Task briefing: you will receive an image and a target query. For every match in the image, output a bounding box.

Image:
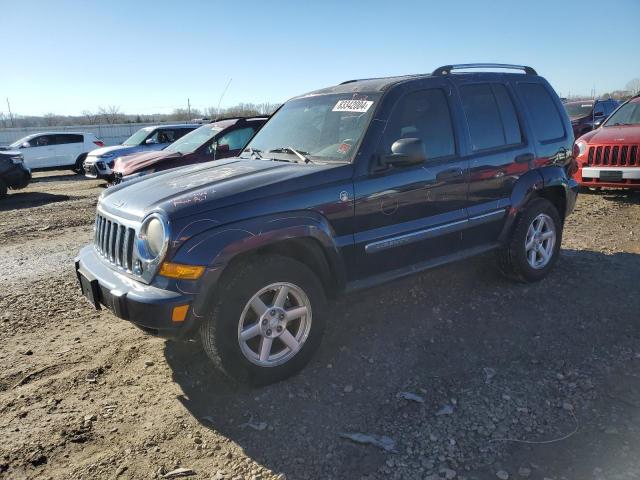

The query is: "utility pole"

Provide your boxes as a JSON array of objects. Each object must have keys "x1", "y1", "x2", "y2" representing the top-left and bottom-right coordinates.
[
  {"x1": 187, "y1": 98, "x2": 191, "y2": 120},
  {"x1": 6, "y1": 98, "x2": 15, "y2": 127}
]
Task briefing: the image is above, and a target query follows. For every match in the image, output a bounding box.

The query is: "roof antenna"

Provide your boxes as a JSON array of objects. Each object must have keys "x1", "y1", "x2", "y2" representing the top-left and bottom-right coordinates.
[{"x1": 214, "y1": 78, "x2": 232, "y2": 121}]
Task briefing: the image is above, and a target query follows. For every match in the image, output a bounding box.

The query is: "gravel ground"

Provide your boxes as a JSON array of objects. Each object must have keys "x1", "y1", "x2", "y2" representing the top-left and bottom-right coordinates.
[{"x1": 1, "y1": 172, "x2": 639, "y2": 480}]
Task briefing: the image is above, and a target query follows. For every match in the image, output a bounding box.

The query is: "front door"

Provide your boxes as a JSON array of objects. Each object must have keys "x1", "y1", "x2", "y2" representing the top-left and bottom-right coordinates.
[{"x1": 351, "y1": 85, "x2": 468, "y2": 281}]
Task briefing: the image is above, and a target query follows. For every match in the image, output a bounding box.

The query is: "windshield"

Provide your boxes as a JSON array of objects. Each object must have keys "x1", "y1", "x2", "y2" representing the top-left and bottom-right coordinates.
[
  {"x1": 564, "y1": 102, "x2": 593, "y2": 117},
  {"x1": 122, "y1": 127, "x2": 153, "y2": 146},
  {"x1": 603, "y1": 101, "x2": 640, "y2": 126},
  {"x1": 243, "y1": 92, "x2": 381, "y2": 163},
  {"x1": 9, "y1": 135, "x2": 31, "y2": 148},
  {"x1": 164, "y1": 125, "x2": 222, "y2": 154}
]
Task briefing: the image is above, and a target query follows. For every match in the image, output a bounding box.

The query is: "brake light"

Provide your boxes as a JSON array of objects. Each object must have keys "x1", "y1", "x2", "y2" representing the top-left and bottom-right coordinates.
[{"x1": 94, "y1": 140, "x2": 105, "y2": 147}]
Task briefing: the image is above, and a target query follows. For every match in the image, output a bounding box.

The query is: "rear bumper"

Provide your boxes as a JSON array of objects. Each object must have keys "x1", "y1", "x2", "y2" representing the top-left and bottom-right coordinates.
[
  {"x1": 75, "y1": 246, "x2": 195, "y2": 338},
  {"x1": 575, "y1": 166, "x2": 640, "y2": 189}
]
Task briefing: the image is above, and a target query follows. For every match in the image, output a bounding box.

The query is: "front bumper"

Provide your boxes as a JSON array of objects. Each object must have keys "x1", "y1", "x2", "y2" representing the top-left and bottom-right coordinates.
[
  {"x1": 75, "y1": 245, "x2": 194, "y2": 338},
  {"x1": 575, "y1": 166, "x2": 640, "y2": 189},
  {"x1": 84, "y1": 157, "x2": 114, "y2": 181},
  {"x1": 3, "y1": 164, "x2": 31, "y2": 190}
]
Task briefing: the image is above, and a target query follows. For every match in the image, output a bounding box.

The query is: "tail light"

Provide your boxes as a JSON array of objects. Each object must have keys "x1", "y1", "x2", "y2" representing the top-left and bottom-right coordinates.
[{"x1": 94, "y1": 140, "x2": 105, "y2": 147}]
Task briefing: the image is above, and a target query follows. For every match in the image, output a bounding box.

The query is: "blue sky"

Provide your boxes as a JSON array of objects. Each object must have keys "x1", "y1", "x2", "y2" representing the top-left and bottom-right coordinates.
[{"x1": 1, "y1": 0, "x2": 639, "y2": 116}]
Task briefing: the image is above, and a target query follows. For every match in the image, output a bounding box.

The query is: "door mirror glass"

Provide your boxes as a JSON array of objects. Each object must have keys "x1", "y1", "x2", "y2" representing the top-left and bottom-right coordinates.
[{"x1": 383, "y1": 138, "x2": 427, "y2": 167}]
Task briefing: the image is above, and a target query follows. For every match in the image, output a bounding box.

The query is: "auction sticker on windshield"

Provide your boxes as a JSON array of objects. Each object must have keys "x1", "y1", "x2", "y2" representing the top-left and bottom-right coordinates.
[{"x1": 333, "y1": 99, "x2": 374, "y2": 113}]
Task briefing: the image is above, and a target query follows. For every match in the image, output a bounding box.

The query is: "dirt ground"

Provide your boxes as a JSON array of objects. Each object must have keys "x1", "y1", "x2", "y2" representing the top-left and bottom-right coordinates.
[{"x1": 1, "y1": 171, "x2": 639, "y2": 480}]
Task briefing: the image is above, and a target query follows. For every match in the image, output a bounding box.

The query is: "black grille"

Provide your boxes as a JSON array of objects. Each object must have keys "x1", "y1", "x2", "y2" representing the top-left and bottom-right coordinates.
[
  {"x1": 587, "y1": 144, "x2": 640, "y2": 166},
  {"x1": 94, "y1": 213, "x2": 135, "y2": 271}
]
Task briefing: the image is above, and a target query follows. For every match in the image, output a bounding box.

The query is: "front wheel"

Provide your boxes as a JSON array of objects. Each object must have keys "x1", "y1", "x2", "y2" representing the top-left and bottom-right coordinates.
[
  {"x1": 497, "y1": 198, "x2": 562, "y2": 282},
  {"x1": 72, "y1": 154, "x2": 87, "y2": 174},
  {"x1": 200, "y1": 255, "x2": 326, "y2": 385}
]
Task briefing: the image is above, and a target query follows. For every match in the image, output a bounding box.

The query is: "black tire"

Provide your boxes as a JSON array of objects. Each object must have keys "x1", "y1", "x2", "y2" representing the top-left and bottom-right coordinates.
[
  {"x1": 0, "y1": 179, "x2": 7, "y2": 199},
  {"x1": 200, "y1": 255, "x2": 326, "y2": 385},
  {"x1": 497, "y1": 198, "x2": 562, "y2": 282},
  {"x1": 73, "y1": 154, "x2": 87, "y2": 174}
]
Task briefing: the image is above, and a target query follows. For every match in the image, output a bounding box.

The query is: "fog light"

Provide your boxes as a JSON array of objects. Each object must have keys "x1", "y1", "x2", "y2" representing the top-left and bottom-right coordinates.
[
  {"x1": 159, "y1": 262, "x2": 205, "y2": 280},
  {"x1": 172, "y1": 304, "x2": 189, "y2": 322}
]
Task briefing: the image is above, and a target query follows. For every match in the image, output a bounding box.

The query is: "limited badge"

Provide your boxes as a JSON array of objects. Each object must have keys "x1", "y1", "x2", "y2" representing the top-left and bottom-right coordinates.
[{"x1": 333, "y1": 99, "x2": 373, "y2": 113}]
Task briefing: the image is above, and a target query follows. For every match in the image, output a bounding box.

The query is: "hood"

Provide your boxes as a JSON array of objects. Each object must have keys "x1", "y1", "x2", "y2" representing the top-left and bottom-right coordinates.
[
  {"x1": 579, "y1": 125, "x2": 640, "y2": 144},
  {"x1": 99, "y1": 157, "x2": 342, "y2": 220},
  {"x1": 0, "y1": 149, "x2": 21, "y2": 157},
  {"x1": 89, "y1": 144, "x2": 137, "y2": 158},
  {"x1": 113, "y1": 150, "x2": 178, "y2": 175}
]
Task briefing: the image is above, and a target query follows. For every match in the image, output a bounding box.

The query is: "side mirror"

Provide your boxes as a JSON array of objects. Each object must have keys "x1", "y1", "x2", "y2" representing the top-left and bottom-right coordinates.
[
  {"x1": 21, "y1": 142, "x2": 30, "y2": 148},
  {"x1": 145, "y1": 138, "x2": 158, "y2": 145},
  {"x1": 594, "y1": 111, "x2": 605, "y2": 117},
  {"x1": 216, "y1": 143, "x2": 230, "y2": 153},
  {"x1": 382, "y1": 138, "x2": 427, "y2": 168}
]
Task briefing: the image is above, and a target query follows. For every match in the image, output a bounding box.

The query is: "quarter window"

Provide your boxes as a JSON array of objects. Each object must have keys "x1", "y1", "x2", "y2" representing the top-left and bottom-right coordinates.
[
  {"x1": 460, "y1": 83, "x2": 523, "y2": 151},
  {"x1": 381, "y1": 89, "x2": 456, "y2": 160},
  {"x1": 517, "y1": 83, "x2": 565, "y2": 142}
]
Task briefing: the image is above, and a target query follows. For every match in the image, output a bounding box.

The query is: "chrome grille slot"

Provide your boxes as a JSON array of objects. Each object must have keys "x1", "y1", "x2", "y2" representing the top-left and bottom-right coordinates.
[{"x1": 94, "y1": 212, "x2": 137, "y2": 273}]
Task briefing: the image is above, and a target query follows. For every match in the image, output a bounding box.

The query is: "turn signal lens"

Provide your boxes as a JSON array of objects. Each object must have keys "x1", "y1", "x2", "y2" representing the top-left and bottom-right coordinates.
[
  {"x1": 172, "y1": 305, "x2": 189, "y2": 322},
  {"x1": 159, "y1": 262, "x2": 205, "y2": 280}
]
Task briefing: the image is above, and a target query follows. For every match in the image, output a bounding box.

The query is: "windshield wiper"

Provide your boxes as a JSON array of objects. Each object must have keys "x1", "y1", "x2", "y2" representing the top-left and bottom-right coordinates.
[
  {"x1": 268, "y1": 146, "x2": 314, "y2": 164},
  {"x1": 241, "y1": 147, "x2": 263, "y2": 159}
]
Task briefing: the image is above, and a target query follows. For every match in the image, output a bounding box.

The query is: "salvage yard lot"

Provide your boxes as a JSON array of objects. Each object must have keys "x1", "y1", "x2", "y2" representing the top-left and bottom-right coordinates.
[{"x1": 1, "y1": 172, "x2": 639, "y2": 480}]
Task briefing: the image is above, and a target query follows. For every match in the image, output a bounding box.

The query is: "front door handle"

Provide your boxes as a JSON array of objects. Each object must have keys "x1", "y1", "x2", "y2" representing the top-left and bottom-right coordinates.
[
  {"x1": 515, "y1": 153, "x2": 534, "y2": 164},
  {"x1": 437, "y1": 168, "x2": 464, "y2": 181}
]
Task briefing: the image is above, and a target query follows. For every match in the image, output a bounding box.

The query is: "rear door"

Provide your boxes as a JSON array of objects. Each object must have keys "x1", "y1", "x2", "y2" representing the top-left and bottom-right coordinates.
[
  {"x1": 454, "y1": 80, "x2": 532, "y2": 248},
  {"x1": 351, "y1": 81, "x2": 469, "y2": 281},
  {"x1": 53, "y1": 134, "x2": 84, "y2": 166}
]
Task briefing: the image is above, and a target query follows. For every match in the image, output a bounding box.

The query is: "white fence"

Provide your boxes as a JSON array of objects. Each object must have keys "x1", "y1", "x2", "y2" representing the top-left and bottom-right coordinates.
[{"x1": 0, "y1": 122, "x2": 197, "y2": 147}]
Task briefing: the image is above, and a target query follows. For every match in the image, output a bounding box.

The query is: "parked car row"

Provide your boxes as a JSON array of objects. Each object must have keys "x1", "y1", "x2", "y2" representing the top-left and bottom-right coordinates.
[{"x1": 75, "y1": 63, "x2": 580, "y2": 384}]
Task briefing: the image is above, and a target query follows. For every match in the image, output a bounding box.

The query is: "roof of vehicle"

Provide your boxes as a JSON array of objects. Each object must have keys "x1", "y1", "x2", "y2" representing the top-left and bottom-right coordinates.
[
  {"x1": 19, "y1": 131, "x2": 96, "y2": 138},
  {"x1": 298, "y1": 64, "x2": 541, "y2": 98},
  {"x1": 207, "y1": 116, "x2": 269, "y2": 129},
  {"x1": 145, "y1": 124, "x2": 200, "y2": 129}
]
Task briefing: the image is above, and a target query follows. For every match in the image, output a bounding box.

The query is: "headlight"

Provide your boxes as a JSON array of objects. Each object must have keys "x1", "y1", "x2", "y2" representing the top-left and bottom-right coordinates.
[
  {"x1": 575, "y1": 141, "x2": 587, "y2": 157},
  {"x1": 10, "y1": 155, "x2": 23, "y2": 164},
  {"x1": 138, "y1": 213, "x2": 169, "y2": 261}
]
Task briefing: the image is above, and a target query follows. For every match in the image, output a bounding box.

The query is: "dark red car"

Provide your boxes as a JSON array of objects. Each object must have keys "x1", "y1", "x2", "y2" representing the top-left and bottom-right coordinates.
[
  {"x1": 564, "y1": 99, "x2": 619, "y2": 139},
  {"x1": 573, "y1": 95, "x2": 640, "y2": 189},
  {"x1": 112, "y1": 116, "x2": 268, "y2": 183}
]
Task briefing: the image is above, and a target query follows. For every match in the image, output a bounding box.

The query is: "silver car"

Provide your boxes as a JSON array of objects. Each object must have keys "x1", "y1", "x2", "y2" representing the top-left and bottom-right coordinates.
[{"x1": 84, "y1": 124, "x2": 198, "y2": 181}]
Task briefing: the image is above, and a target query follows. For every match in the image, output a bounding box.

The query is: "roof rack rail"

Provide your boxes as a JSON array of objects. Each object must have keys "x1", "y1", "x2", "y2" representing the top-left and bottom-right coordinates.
[
  {"x1": 432, "y1": 63, "x2": 537, "y2": 76},
  {"x1": 210, "y1": 115, "x2": 270, "y2": 123}
]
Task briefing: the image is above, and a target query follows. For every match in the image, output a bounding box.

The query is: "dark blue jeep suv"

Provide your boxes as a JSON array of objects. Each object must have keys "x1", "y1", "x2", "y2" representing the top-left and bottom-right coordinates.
[{"x1": 76, "y1": 64, "x2": 578, "y2": 384}]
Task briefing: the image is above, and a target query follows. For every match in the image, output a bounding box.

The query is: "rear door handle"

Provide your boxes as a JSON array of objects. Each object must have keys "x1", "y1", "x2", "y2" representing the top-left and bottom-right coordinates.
[
  {"x1": 437, "y1": 168, "x2": 464, "y2": 181},
  {"x1": 515, "y1": 153, "x2": 534, "y2": 164}
]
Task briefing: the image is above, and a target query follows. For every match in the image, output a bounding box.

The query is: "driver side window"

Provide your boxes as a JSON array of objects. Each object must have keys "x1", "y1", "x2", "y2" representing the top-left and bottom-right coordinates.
[
  {"x1": 381, "y1": 89, "x2": 456, "y2": 161},
  {"x1": 215, "y1": 127, "x2": 256, "y2": 152}
]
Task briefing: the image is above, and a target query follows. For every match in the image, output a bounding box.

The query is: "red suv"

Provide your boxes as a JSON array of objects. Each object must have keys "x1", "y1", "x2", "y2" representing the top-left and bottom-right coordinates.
[{"x1": 573, "y1": 95, "x2": 640, "y2": 190}]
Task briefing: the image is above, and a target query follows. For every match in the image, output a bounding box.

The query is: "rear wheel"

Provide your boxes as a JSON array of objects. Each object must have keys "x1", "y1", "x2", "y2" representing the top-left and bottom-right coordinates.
[
  {"x1": 200, "y1": 255, "x2": 326, "y2": 385},
  {"x1": 497, "y1": 198, "x2": 562, "y2": 282},
  {"x1": 72, "y1": 154, "x2": 87, "y2": 174}
]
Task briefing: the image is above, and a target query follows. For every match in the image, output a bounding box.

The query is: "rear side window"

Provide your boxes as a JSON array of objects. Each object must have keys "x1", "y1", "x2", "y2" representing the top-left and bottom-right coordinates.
[
  {"x1": 381, "y1": 88, "x2": 456, "y2": 160},
  {"x1": 460, "y1": 83, "x2": 523, "y2": 151},
  {"x1": 517, "y1": 83, "x2": 565, "y2": 142},
  {"x1": 55, "y1": 134, "x2": 83, "y2": 144}
]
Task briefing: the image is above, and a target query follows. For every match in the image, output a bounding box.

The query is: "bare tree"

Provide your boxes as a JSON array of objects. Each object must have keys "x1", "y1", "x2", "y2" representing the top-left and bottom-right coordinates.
[
  {"x1": 82, "y1": 110, "x2": 100, "y2": 125},
  {"x1": 43, "y1": 113, "x2": 59, "y2": 126},
  {"x1": 625, "y1": 78, "x2": 640, "y2": 96},
  {"x1": 98, "y1": 105, "x2": 124, "y2": 124}
]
